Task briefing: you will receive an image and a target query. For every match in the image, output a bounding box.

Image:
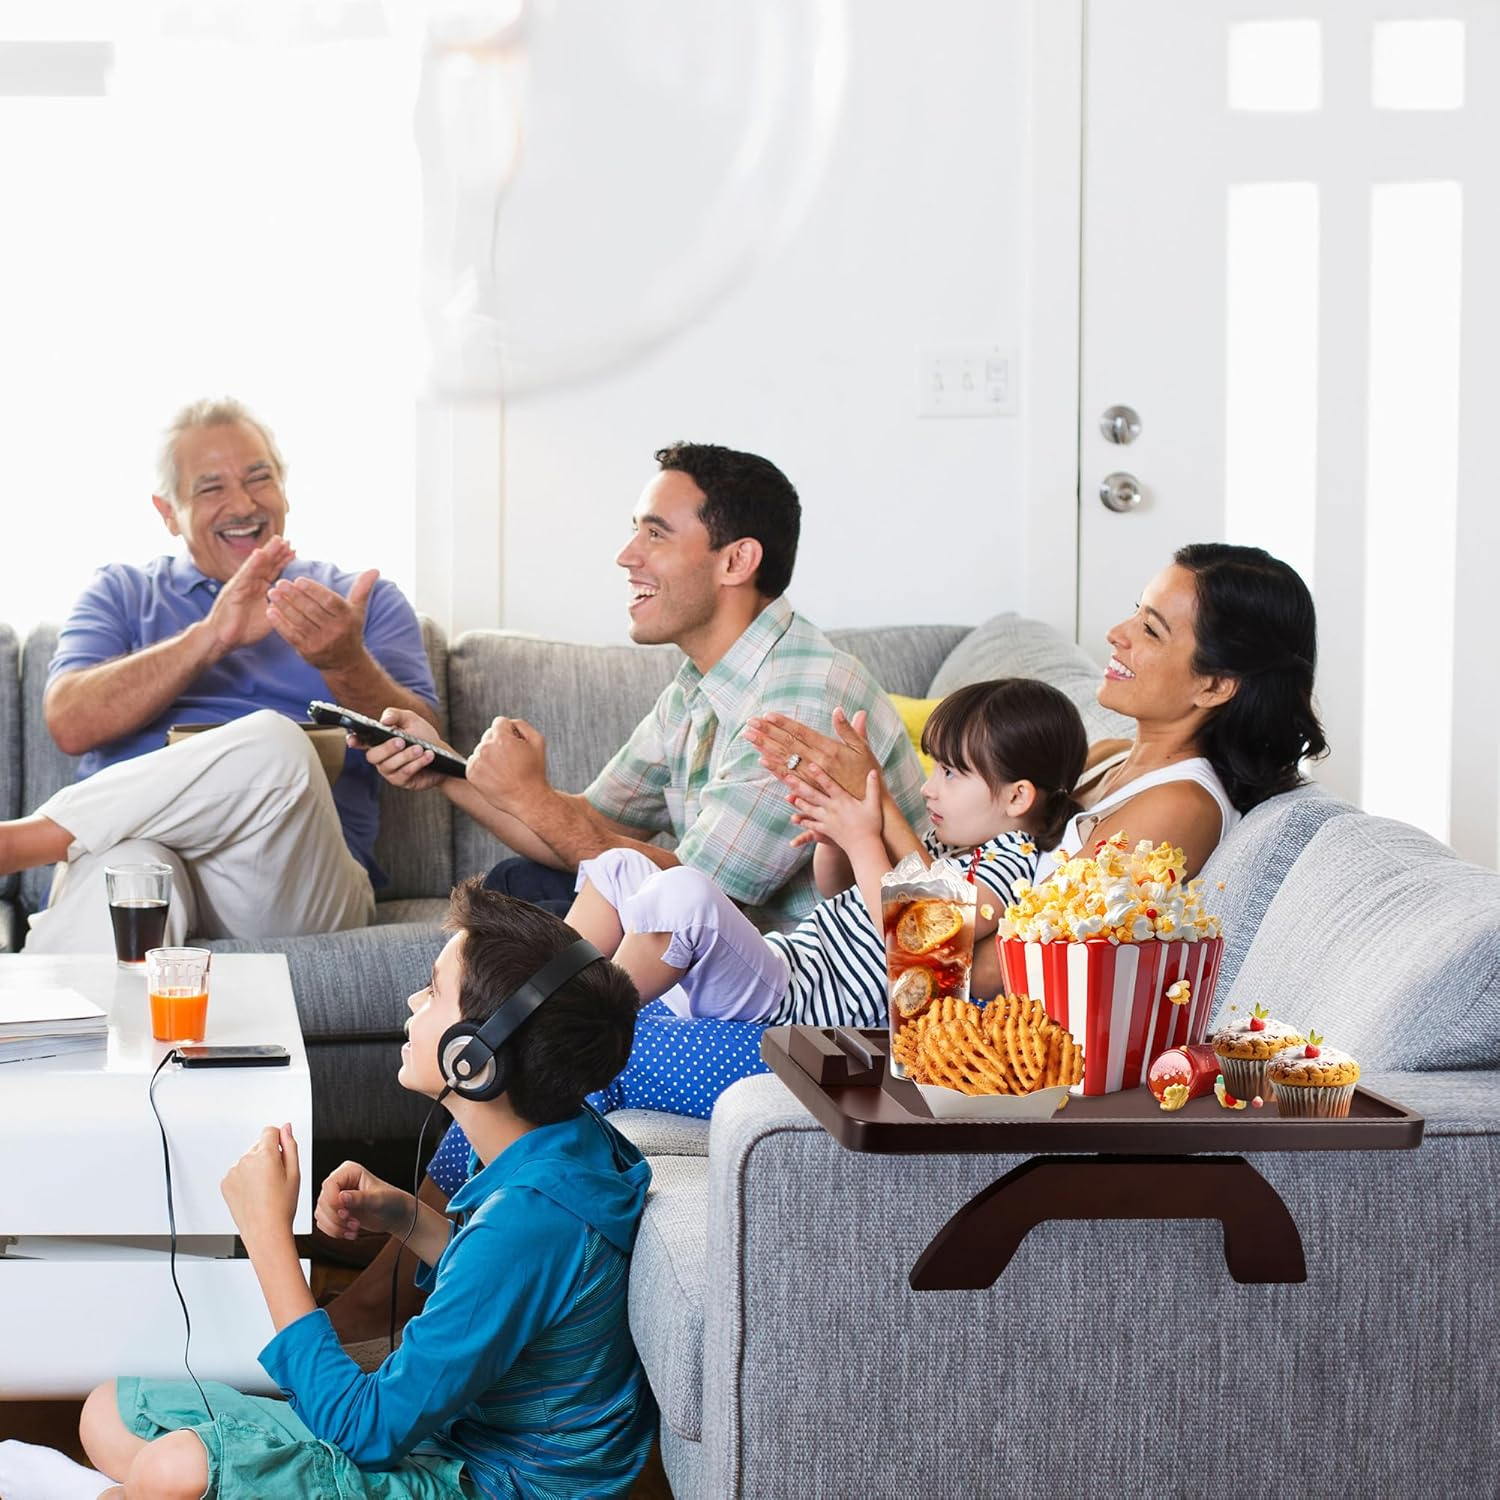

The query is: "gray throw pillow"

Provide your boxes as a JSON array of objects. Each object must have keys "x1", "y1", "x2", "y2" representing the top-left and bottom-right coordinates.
[
  {"x1": 1199, "y1": 786, "x2": 1358, "y2": 999},
  {"x1": 927, "y1": 612, "x2": 1133, "y2": 742},
  {"x1": 1216, "y1": 813, "x2": 1500, "y2": 1070}
]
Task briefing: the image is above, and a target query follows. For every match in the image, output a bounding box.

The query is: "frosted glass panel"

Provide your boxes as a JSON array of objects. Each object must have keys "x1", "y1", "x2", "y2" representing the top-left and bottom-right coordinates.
[
  {"x1": 1228, "y1": 21, "x2": 1321, "y2": 112},
  {"x1": 1363, "y1": 183, "x2": 1463, "y2": 842},
  {"x1": 1225, "y1": 184, "x2": 1319, "y2": 591},
  {"x1": 1372, "y1": 20, "x2": 1465, "y2": 110}
]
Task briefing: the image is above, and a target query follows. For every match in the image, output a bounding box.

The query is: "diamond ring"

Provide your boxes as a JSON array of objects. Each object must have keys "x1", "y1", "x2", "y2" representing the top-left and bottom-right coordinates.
[{"x1": 785, "y1": 753, "x2": 802, "y2": 772}]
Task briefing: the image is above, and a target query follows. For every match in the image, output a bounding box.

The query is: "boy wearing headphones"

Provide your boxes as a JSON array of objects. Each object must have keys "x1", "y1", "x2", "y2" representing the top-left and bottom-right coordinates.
[{"x1": 60, "y1": 882, "x2": 652, "y2": 1500}]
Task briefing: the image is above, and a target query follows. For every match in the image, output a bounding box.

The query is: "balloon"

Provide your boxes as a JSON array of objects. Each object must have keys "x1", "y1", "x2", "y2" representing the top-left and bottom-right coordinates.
[{"x1": 416, "y1": 0, "x2": 849, "y2": 398}]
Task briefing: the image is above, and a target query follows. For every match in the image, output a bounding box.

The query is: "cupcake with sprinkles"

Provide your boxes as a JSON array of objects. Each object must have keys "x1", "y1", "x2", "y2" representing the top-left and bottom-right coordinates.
[
  {"x1": 1266, "y1": 1030, "x2": 1360, "y2": 1118},
  {"x1": 1209, "y1": 1002, "x2": 1303, "y2": 1104}
]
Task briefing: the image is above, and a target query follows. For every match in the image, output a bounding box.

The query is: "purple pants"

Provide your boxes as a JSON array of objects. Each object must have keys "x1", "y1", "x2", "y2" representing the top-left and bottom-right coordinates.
[{"x1": 577, "y1": 848, "x2": 791, "y2": 1021}]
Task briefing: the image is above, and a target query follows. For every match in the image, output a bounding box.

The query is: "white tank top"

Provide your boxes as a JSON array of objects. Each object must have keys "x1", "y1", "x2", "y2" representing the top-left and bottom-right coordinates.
[{"x1": 1034, "y1": 756, "x2": 1240, "y2": 882}]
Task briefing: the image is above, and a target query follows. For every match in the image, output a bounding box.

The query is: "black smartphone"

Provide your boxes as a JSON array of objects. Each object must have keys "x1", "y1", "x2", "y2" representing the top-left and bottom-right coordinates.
[
  {"x1": 177, "y1": 1045, "x2": 291, "y2": 1068},
  {"x1": 307, "y1": 700, "x2": 468, "y2": 778}
]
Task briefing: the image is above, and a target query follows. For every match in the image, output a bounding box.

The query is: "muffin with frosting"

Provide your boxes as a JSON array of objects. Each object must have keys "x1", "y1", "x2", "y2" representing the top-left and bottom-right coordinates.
[
  {"x1": 1266, "y1": 1032, "x2": 1360, "y2": 1118},
  {"x1": 1209, "y1": 1002, "x2": 1304, "y2": 1104}
]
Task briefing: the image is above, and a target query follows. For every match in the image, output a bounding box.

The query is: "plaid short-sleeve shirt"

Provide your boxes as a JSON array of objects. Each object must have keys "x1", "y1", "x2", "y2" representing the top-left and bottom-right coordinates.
[{"x1": 585, "y1": 597, "x2": 926, "y2": 930}]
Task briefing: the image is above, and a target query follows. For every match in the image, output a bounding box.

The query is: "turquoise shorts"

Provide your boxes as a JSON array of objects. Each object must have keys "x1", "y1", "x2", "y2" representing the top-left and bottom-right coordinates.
[{"x1": 118, "y1": 1377, "x2": 484, "y2": 1500}]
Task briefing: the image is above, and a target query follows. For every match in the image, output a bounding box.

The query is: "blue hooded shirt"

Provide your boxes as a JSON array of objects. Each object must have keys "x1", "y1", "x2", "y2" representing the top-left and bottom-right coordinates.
[{"x1": 260, "y1": 1108, "x2": 656, "y2": 1496}]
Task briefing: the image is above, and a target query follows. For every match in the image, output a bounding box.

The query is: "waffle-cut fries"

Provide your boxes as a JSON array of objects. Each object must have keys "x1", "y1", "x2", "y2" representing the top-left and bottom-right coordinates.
[
  {"x1": 989, "y1": 998, "x2": 1047, "y2": 1091},
  {"x1": 892, "y1": 993, "x2": 1083, "y2": 1096}
]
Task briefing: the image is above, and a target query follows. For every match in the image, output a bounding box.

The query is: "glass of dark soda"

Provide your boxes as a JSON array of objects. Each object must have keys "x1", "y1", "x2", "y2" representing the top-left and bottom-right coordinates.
[{"x1": 104, "y1": 862, "x2": 172, "y2": 969}]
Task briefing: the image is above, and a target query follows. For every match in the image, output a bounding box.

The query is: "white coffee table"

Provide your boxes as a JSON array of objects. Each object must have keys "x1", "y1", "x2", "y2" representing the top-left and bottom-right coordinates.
[{"x1": 0, "y1": 954, "x2": 312, "y2": 1399}]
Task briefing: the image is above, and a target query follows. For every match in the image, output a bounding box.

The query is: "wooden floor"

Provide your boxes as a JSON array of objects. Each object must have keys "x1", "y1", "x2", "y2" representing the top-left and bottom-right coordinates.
[{"x1": 0, "y1": 1256, "x2": 675, "y2": 1497}]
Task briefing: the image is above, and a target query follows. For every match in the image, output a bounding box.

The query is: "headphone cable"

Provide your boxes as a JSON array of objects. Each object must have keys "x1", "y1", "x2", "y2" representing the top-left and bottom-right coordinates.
[
  {"x1": 147, "y1": 1049, "x2": 215, "y2": 1423},
  {"x1": 388, "y1": 1092, "x2": 449, "y2": 1355}
]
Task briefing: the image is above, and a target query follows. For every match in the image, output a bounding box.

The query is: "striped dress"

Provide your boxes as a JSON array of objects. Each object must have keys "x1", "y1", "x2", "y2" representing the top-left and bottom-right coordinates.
[{"x1": 763, "y1": 829, "x2": 1038, "y2": 1029}]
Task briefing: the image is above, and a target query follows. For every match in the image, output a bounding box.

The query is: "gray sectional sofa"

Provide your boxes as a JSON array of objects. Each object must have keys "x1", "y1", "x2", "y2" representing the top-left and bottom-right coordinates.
[
  {"x1": 3, "y1": 613, "x2": 1497, "y2": 1497},
  {"x1": 0, "y1": 613, "x2": 1129, "y2": 1145}
]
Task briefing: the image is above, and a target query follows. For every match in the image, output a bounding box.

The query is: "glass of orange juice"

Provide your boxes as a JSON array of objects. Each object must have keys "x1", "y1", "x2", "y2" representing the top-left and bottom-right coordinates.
[{"x1": 144, "y1": 946, "x2": 211, "y2": 1043}]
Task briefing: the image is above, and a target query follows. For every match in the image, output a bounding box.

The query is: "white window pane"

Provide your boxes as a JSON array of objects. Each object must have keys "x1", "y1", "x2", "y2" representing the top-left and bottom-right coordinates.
[
  {"x1": 1224, "y1": 183, "x2": 1319, "y2": 591},
  {"x1": 1372, "y1": 20, "x2": 1465, "y2": 111},
  {"x1": 1362, "y1": 183, "x2": 1463, "y2": 843},
  {"x1": 0, "y1": 33, "x2": 422, "y2": 636},
  {"x1": 1228, "y1": 21, "x2": 1321, "y2": 112}
]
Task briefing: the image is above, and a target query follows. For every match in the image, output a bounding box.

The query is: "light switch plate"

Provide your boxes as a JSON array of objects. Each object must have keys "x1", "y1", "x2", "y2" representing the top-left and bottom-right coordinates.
[{"x1": 918, "y1": 345, "x2": 1019, "y2": 417}]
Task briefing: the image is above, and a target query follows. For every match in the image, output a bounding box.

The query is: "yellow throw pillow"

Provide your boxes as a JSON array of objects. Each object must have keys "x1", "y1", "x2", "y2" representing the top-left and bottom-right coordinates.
[{"x1": 887, "y1": 694, "x2": 941, "y2": 776}]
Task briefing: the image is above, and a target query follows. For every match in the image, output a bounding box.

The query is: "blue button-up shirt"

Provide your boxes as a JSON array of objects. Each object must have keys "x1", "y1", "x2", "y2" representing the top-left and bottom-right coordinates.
[{"x1": 46, "y1": 554, "x2": 438, "y2": 879}]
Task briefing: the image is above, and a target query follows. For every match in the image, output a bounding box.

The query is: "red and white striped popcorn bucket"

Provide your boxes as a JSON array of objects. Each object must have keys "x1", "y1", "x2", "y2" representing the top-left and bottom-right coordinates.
[{"x1": 996, "y1": 936, "x2": 1224, "y2": 1095}]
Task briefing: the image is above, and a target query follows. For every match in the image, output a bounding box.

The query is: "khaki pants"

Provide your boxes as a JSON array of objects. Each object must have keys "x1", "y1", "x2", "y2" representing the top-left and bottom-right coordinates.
[{"x1": 22, "y1": 710, "x2": 375, "y2": 953}]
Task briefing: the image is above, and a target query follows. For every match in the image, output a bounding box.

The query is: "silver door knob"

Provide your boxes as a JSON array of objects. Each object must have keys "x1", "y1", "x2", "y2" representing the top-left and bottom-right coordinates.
[
  {"x1": 1099, "y1": 405, "x2": 1142, "y2": 444},
  {"x1": 1099, "y1": 472, "x2": 1143, "y2": 513}
]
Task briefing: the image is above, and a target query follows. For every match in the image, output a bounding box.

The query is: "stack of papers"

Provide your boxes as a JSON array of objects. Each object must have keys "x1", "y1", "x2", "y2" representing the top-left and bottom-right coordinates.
[{"x1": 0, "y1": 988, "x2": 109, "y2": 1065}]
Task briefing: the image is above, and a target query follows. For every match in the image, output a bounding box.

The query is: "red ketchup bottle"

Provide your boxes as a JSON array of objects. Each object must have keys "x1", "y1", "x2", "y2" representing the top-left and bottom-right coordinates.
[{"x1": 1147, "y1": 1043, "x2": 1220, "y2": 1104}]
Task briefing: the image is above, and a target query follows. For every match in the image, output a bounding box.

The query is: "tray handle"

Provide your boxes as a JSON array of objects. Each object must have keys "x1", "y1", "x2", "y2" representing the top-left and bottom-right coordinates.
[{"x1": 786, "y1": 1026, "x2": 886, "y2": 1087}]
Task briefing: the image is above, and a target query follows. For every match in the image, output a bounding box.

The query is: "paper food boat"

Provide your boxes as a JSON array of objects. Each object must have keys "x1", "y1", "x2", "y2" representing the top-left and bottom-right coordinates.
[
  {"x1": 912, "y1": 1080, "x2": 1072, "y2": 1120},
  {"x1": 996, "y1": 935, "x2": 1224, "y2": 1095}
]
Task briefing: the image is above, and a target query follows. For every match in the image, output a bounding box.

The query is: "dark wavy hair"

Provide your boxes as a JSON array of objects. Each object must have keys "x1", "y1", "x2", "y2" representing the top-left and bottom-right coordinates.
[
  {"x1": 446, "y1": 880, "x2": 638, "y2": 1125},
  {"x1": 1173, "y1": 542, "x2": 1327, "y2": 812},
  {"x1": 920, "y1": 679, "x2": 1089, "y2": 850},
  {"x1": 655, "y1": 441, "x2": 801, "y2": 598}
]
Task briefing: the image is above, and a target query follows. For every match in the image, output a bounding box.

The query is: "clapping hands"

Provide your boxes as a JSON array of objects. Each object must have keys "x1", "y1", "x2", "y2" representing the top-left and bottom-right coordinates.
[{"x1": 744, "y1": 707, "x2": 883, "y2": 799}]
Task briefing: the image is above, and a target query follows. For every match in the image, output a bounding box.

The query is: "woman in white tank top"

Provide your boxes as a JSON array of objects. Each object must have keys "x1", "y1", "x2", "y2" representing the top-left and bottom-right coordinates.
[
  {"x1": 1035, "y1": 543, "x2": 1325, "y2": 880},
  {"x1": 749, "y1": 545, "x2": 1325, "y2": 887}
]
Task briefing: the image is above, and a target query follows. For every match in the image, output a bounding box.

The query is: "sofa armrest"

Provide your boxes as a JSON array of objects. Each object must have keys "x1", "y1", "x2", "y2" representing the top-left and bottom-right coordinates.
[{"x1": 690, "y1": 1072, "x2": 1499, "y2": 1498}]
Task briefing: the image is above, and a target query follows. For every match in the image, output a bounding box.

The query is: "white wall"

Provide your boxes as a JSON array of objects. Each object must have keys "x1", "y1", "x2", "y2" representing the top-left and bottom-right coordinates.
[{"x1": 499, "y1": 1, "x2": 1036, "y2": 645}]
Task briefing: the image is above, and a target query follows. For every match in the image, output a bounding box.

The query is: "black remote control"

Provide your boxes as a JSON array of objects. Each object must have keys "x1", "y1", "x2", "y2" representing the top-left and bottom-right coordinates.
[{"x1": 308, "y1": 701, "x2": 468, "y2": 778}]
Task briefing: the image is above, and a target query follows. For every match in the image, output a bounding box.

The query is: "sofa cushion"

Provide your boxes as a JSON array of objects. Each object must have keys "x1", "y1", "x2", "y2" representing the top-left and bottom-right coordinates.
[
  {"x1": 630, "y1": 1154, "x2": 709, "y2": 1441},
  {"x1": 609, "y1": 1110, "x2": 711, "y2": 1157},
  {"x1": 0, "y1": 624, "x2": 18, "y2": 901},
  {"x1": 370, "y1": 898, "x2": 451, "y2": 927},
  {"x1": 1198, "y1": 784, "x2": 1358, "y2": 998},
  {"x1": 204, "y1": 921, "x2": 446, "y2": 1043},
  {"x1": 447, "y1": 632, "x2": 682, "y2": 878},
  {"x1": 372, "y1": 615, "x2": 454, "y2": 902},
  {"x1": 1217, "y1": 813, "x2": 1500, "y2": 1069},
  {"x1": 825, "y1": 624, "x2": 969, "y2": 698},
  {"x1": 928, "y1": 612, "x2": 1133, "y2": 742}
]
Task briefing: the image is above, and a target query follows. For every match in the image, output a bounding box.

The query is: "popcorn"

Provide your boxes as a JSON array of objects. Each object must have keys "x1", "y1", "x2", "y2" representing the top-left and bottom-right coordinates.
[
  {"x1": 999, "y1": 834, "x2": 1222, "y2": 945},
  {"x1": 1166, "y1": 979, "x2": 1191, "y2": 1006}
]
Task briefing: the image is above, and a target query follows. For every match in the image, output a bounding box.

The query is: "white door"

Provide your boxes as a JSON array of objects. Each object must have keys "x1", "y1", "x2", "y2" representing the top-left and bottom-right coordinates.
[{"x1": 1078, "y1": 0, "x2": 1500, "y2": 866}]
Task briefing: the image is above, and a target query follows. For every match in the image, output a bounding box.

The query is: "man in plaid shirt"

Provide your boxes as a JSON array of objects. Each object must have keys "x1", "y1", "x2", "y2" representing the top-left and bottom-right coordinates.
[{"x1": 365, "y1": 442, "x2": 925, "y2": 932}]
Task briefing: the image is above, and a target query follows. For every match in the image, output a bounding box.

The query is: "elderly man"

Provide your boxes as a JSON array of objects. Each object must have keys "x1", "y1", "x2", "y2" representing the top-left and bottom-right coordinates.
[{"x1": 0, "y1": 397, "x2": 437, "y2": 949}]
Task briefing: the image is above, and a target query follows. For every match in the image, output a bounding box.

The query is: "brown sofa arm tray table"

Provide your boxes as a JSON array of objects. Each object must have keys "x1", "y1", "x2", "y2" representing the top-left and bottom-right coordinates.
[{"x1": 760, "y1": 1025, "x2": 1424, "y2": 1291}]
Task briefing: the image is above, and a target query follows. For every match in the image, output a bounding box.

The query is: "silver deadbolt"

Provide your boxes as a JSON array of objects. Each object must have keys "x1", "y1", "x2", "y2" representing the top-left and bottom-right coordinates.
[
  {"x1": 1100, "y1": 405, "x2": 1142, "y2": 445},
  {"x1": 1099, "y1": 472, "x2": 1143, "y2": 513}
]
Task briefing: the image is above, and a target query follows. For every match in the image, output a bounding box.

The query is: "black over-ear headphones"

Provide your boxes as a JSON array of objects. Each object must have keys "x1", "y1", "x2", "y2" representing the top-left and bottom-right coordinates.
[{"x1": 437, "y1": 937, "x2": 605, "y2": 1102}]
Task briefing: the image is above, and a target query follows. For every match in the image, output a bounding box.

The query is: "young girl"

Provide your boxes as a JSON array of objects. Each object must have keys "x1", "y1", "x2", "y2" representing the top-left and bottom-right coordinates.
[{"x1": 566, "y1": 678, "x2": 1089, "y2": 1032}]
